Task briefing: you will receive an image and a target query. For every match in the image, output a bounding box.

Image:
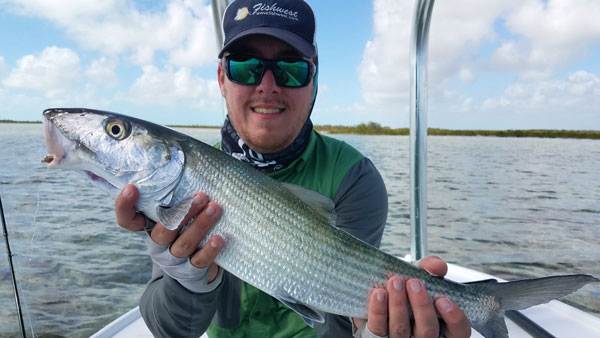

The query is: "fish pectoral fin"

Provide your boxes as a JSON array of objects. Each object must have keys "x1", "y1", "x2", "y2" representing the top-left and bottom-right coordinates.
[
  {"x1": 158, "y1": 191, "x2": 175, "y2": 206},
  {"x1": 275, "y1": 295, "x2": 325, "y2": 328},
  {"x1": 156, "y1": 197, "x2": 193, "y2": 231},
  {"x1": 281, "y1": 182, "x2": 336, "y2": 226}
]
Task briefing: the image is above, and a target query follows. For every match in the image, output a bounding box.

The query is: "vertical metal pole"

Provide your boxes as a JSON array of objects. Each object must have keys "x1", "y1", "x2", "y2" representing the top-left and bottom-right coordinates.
[
  {"x1": 409, "y1": 0, "x2": 435, "y2": 261},
  {"x1": 211, "y1": 0, "x2": 230, "y2": 120},
  {"x1": 1, "y1": 194, "x2": 27, "y2": 338},
  {"x1": 211, "y1": 0, "x2": 230, "y2": 50}
]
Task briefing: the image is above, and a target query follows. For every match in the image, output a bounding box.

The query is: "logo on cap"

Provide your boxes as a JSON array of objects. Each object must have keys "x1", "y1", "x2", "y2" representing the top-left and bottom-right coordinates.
[
  {"x1": 232, "y1": 3, "x2": 299, "y2": 22},
  {"x1": 234, "y1": 7, "x2": 249, "y2": 20}
]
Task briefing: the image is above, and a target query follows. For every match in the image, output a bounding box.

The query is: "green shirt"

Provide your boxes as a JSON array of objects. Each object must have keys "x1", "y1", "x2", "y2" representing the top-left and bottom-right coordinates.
[{"x1": 207, "y1": 131, "x2": 364, "y2": 338}]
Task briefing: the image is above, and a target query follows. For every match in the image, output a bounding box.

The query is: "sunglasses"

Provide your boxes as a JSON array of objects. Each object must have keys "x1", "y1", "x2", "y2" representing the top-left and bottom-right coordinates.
[{"x1": 222, "y1": 55, "x2": 315, "y2": 88}]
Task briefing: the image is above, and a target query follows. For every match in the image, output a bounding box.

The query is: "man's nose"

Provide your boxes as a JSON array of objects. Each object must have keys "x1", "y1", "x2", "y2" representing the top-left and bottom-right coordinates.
[{"x1": 257, "y1": 69, "x2": 281, "y2": 93}]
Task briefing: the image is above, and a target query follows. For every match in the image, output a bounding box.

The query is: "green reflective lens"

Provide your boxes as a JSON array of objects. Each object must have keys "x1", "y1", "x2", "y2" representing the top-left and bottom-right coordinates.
[
  {"x1": 224, "y1": 56, "x2": 313, "y2": 88},
  {"x1": 275, "y1": 60, "x2": 309, "y2": 87},
  {"x1": 229, "y1": 57, "x2": 263, "y2": 85}
]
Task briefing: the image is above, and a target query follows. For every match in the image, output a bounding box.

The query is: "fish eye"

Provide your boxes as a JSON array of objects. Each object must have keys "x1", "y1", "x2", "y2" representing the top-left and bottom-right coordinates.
[{"x1": 104, "y1": 118, "x2": 130, "y2": 140}]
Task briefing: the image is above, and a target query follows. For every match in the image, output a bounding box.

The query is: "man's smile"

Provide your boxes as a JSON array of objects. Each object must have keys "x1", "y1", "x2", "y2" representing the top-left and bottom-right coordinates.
[{"x1": 252, "y1": 107, "x2": 284, "y2": 114}]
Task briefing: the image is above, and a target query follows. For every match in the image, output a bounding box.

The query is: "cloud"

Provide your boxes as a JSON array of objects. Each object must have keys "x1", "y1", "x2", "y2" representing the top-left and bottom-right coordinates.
[
  {"x1": 484, "y1": 70, "x2": 600, "y2": 113},
  {"x1": 357, "y1": 0, "x2": 412, "y2": 108},
  {"x1": 492, "y1": 0, "x2": 600, "y2": 80},
  {"x1": 358, "y1": 0, "x2": 520, "y2": 109},
  {"x1": 358, "y1": 0, "x2": 600, "y2": 128},
  {"x1": 0, "y1": 1, "x2": 222, "y2": 120},
  {"x1": 0, "y1": 47, "x2": 109, "y2": 115},
  {"x1": 0, "y1": 47, "x2": 120, "y2": 107},
  {"x1": 427, "y1": 69, "x2": 600, "y2": 129},
  {"x1": 0, "y1": 55, "x2": 4, "y2": 72},
  {"x1": 458, "y1": 68, "x2": 475, "y2": 84},
  {"x1": 1, "y1": 0, "x2": 117, "y2": 18},
  {"x1": 167, "y1": 5, "x2": 218, "y2": 67},
  {"x1": 428, "y1": 0, "x2": 521, "y2": 80},
  {"x1": 85, "y1": 57, "x2": 118, "y2": 87},
  {"x1": 3, "y1": 46, "x2": 82, "y2": 98},
  {"x1": 362, "y1": 0, "x2": 599, "y2": 90},
  {"x1": 127, "y1": 65, "x2": 221, "y2": 108},
  {"x1": 2, "y1": 0, "x2": 218, "y2": 67}
]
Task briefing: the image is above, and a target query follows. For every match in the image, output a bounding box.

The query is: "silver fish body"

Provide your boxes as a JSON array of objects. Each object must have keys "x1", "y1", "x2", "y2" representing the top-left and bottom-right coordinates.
[{"x1": 43, "y1": 108, "x2": 598, "y2": 338}]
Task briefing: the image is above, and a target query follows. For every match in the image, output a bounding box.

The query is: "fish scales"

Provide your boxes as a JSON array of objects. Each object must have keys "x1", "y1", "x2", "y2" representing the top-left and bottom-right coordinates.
[
  {"x1": 184, "y1": 131, "x2": 496, "y2": 318},
  {"x1": 196, "y1": 154, "x2": 372, "y2": 315},
  {"x1": 146, "y1": 135, "x2": 562, "y2": 319},
  {"x1": 42, "y1": 108, "x2": 599, "y2": 338}
]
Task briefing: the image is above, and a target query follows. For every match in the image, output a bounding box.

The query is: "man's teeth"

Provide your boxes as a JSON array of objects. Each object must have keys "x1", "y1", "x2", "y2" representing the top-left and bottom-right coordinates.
[{"x1": 253, "y1": 108, "x2": 282, "y2": 114}]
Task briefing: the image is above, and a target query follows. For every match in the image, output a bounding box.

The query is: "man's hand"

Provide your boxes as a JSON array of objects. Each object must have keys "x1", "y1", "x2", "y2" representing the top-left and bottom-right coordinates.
[
  {"x1": 115, "y1": 184, "x2": 223, "y2": 284},
  {"x1": 353, "y1": 256, "x2": 471, "y2": 338}
]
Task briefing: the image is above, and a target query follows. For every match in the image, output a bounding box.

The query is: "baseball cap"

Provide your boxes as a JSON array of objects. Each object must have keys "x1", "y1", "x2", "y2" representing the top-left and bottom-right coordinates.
[{"x1": 218, "y1": 0, "x2": 317, "y2": 58}]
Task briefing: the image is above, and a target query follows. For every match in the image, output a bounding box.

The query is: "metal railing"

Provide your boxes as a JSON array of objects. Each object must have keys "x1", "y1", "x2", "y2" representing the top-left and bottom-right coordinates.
[
  {"x1": 211, "y1": 0, "x2": 230, "y2": 120},
  {"x1": 409, "y1": 0, "x2": 435, "y2": 261},
  {"x1": 210, "y1": 0, "x2": 230, "y2": 49}
]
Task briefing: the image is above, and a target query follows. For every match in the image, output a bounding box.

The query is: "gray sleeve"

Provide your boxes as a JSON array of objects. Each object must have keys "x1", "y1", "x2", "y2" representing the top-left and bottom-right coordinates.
[
  {"x1": 315, "y1": 157, "x2": 388, "y2": 338},
  {"x1": 333, "y1": 157, "x2": 388, "y2": 247},
  {"x1": 139, "y1": 262, "x2": 223, "y2": 338}
]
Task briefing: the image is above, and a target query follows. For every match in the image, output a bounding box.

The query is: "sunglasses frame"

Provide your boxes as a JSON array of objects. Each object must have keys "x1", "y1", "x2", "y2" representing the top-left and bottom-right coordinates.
[{"x1": 222, "y1": 55, "x2": 316, "y2": 88}]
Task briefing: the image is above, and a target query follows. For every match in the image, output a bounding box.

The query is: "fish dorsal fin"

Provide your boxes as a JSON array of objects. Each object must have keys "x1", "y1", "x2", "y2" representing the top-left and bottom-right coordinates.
[
  {"x1": 275, "y1": 295, "x2": 325, "y2": 328},
  {"x1": 156, "y1": 197, "x2": 193, "y2": 231},
  {"x1": 281, "y1": 182, "x2": 336, "y2": 226}
]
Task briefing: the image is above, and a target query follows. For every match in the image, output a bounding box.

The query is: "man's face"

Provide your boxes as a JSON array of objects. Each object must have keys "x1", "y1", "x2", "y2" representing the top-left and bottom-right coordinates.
[{"x1": 218, "y1": 35, "x2": 315, "y2": 154}]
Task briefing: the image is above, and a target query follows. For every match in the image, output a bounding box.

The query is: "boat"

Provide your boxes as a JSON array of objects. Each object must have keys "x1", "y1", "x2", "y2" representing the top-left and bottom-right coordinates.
[
  {"x1": 90, "y1": 262, "x2": 600, "y2": 338},
  {"x1": 90, "y1": 0, "x2": 600, "y2": 336}
]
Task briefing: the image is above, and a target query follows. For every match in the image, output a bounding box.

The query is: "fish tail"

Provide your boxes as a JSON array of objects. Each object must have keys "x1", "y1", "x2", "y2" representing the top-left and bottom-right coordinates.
[
  {"x1": 486, "y1": 274, "x2": 598, "y2": 311},
  {"x1": 469, "y1": 274, "x2": 599, "y2": 338}
]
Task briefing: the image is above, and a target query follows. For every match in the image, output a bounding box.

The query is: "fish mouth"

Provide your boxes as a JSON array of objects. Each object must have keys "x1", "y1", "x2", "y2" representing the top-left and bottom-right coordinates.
[
  {"x1": 42, "y1": 112, "x2": 68, "y2": 168},
  {"x1": 42, "y1": 108, "x2": 120, "y2": 194},
  {"x1": 84, "y1": 170, "x2": 118, "y2": 191}
]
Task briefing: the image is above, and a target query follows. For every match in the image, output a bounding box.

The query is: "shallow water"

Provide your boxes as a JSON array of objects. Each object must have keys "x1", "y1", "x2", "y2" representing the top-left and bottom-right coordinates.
[{"x1": 0, "y1": 124, "x2": 598, "y2": 337}]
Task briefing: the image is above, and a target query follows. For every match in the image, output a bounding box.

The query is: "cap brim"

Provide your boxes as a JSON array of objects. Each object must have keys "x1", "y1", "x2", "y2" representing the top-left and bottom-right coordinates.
[{"x1": 218, "y1": 27, "x2": 315, "y2": 58}]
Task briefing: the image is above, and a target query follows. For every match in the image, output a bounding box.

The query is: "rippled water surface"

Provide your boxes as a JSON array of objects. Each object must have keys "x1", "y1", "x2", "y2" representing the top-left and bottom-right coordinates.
[{"x1": 0, "y1": 124, "x2": 598, "y2": 337}]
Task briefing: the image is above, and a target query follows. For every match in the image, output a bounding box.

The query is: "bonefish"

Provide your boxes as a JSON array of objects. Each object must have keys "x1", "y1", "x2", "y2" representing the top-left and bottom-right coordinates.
[{"x1": 43, "y1": 108, "x2": 599, "y2": 338}]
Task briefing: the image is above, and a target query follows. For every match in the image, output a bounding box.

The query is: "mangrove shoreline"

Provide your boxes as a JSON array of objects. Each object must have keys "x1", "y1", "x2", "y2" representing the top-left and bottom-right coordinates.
[{"x1": 2, "y1": 120, "x2": 598, "y2": 139}]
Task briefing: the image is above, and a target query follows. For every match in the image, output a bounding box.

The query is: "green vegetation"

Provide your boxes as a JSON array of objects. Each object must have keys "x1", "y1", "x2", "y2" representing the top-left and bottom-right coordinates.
[
  {"x1": 167, "y1": 124, "x2": 220, "y2": 129},
  {"x1": 0, "y1": 119, "x2": 41, "y2": 124},
  {"x1": 2, "y1": 119, "x2": 598, "y2": 139},
  {"x1": 315, "y1": 122, "x2": 600, "y2": 140},
  {"x1": 427, "y1": 128, "x2": 600, "y2": 139},
  {"x1": 316, "y1": 122, "x2": 409, "y2": 135}
]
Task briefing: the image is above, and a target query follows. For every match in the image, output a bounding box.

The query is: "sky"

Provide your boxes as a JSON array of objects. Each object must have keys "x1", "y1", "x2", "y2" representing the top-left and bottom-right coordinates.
[{"x1": 0, "y1": 0, "x2": 599, "y2": 130}]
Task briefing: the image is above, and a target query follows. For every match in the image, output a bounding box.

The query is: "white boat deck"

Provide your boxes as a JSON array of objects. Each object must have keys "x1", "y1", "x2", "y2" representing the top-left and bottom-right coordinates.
[
  {"x1": 446, "y1": 263, "x2": 600, "y2": 337},
  {"x1": 91, "y1": 263, "x2": 600, "y2": 338}
]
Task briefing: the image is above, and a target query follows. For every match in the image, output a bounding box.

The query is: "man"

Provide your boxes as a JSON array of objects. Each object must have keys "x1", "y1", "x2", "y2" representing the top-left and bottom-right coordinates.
[{"x1": 115, "y1": 0, "x2": 471, "y2": 337}]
